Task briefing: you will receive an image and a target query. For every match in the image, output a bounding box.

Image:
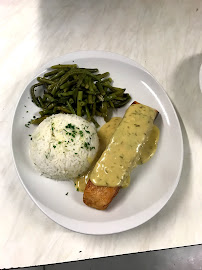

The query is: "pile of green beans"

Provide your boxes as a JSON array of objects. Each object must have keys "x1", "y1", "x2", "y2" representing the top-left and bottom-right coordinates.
[{"x1": 30, "y1": 64, "x2": 131, "y2": 127}]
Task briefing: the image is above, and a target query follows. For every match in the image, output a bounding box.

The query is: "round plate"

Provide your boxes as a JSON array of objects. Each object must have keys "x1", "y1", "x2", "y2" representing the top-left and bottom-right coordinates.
[{"x1": 12, "y1": 51, "x2": 183, "y2": 235}]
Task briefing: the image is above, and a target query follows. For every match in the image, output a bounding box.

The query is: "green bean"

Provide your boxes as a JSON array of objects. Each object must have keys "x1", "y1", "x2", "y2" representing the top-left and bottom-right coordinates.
[
  {"x1": 73, "y1": 88, "x2": 78, "y2": 102},
  {"x1": 114, "y1": 96, "x2": 127, "y2": 101},
  {"x1": 101, "y1": 78, "x2": 113, "y2": 83},
  {"x1": 85, "y1": 105, "x2": 91, "y2": 121},
  {"x1": 113, "y1": 97, "x2": 131, "y2": 108},
  {"x1": 84, "y1": 76, "x2": 89, "y2": 89},
  {"x1": 47, "y1": 84, "x2": 55, "y2": 91},
  {"x1": 50, "y1": 70, "x2": 65, "y2": 80},
  {"x1": 47, "y1": 103, "x2": 56, "y2": 109},
  {"x1": 77, "y1": 91, "x2": 83, "y2": 116},
  {"x1": 51, "y1": 64, "x2": 77, "y2": 69},
  {"x1": 101, "y1": 102, "x2": 108, "y2": 116},
  {"x1": 96, "y1": 81, "x2": 105, "y2": 95},
  {"x1": 42, "y1": 96, "x2": 47, "y2": 103},
  {"x1": 30, "y1": 83, "x2": 42, "y2": 107},
  {"x1": 91, "y1": 117, "x2": 100, "y2": 128},
  {"x1": 109, "y1": 100, "x2": 114, "y2": 108},
  {"x1": 97, "y1": 72, "x2": 109, "y2": 79},
  {"x1": 39, "y1": 109, "x2": 54, "y2": 116},
  {"x1": 80, "y1": 68, "x2": 98, "y2": 73},
  {"x1": 102, "y1": 82, "x2": 126, "y2": 93},
  {"x1": 95, "y1": 110, "x2": 102, "y2": 117},
  {"x1": 88, "y1": 94, "x2": 93, "y2": 104},
  {"x1": 53, "y1": 106, "x2": 71, "y2": 114},
  {"x1": 77, "y1": 74, "x2": 85, "y2": 88},
  {"x1": 92, "y1": 102, "x2": 96, "y2": 116},
  {"x1": 57, "y1": 98, "x2": 69, "y2": 104},
  {"x1": 86, "y1": 91, "x2": 96, "y2": 95},
  {"x1": 38, "y1": 96, "x2": 44, "y2": 108},
  {"x1": 31, "y1": 116, "x2": 48, "y2": 125},
  {"x1": 80, "y1": 101, "x2": 87, "y2": 107},
  {"x1": 37, "y1": 77, "x2": 55, "y2": 85},
  {"x1": 51, "y1": 82, "x2": 60, "y2": 96},
  {"x1": 58, "y1": 91, "x2": 74, "y2": 97},
  {"x1": 111, "y1": 86, "x2": 126, "y2": 92},
  {"x1": 60, "y1": 79, "x2": 76, "y2": 90},
  {"x1": 69, "y1": 98, "x2": 74, "y2": 104},
  {"x1": 61, "y1": 88, "x2": 68, "y2": 92},
  {"x1": 67, "y1": 100, "x2": 76, "y2": 114},
  {"x1": 92, "y1": 95, "x2": 96, "y2": 103},
  {"x1": 105, "y1": 93, "x2": 119, "y2": 101},
  {"x1": 89, "y1": 80, "x2": 94, "y2": 92},
  {"x1": 44, "y1": 70, "x2": 58, "y2": 77},
  {"x1": 43, "y1": 94, "x2": 55, "y2": 102}
]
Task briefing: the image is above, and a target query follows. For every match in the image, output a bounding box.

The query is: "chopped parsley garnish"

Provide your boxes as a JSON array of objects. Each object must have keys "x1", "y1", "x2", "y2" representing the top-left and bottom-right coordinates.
[
  {"x1": 79, "y1": 131, "x2": 83, "y2": 137},
  {"x1": 58, "y1": 141, "x2": 61, "y2": 144},
  {"x1": 66, "y1": 123, "x2": 75, "y2": 129},
  {"x1": 84, "y1": 142, "x2": 88, "y2": 149},
  {"x1": 53, "y1": 145, "x2": 56, "y2": 148}
]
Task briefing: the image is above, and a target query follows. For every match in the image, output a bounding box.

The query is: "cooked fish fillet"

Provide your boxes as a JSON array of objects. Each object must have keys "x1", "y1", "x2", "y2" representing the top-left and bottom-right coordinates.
[
  {"x1": 83, "y1": 180, "x2": 120, "y2": 210},
  {"x1": 83, "y1": 101, "x2": 158, "y2": 210}
]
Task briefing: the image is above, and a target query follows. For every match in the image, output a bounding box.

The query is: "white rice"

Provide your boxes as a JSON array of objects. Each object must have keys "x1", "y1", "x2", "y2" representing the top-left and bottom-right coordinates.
[{"x1": 29, "y1": 114, "x2": 99, "y2": 180}]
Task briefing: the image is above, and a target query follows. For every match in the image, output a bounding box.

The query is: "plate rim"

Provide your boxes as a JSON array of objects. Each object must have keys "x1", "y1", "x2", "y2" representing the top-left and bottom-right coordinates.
[{"x1": 11, "y1": 50, "x2": 184, "y2": 235}]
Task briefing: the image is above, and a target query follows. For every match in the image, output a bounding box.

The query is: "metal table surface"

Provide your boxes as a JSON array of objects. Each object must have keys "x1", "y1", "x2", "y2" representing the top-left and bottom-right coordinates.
[{"x1": 21, "y1": 244, "x2": 202, "y2": 270}]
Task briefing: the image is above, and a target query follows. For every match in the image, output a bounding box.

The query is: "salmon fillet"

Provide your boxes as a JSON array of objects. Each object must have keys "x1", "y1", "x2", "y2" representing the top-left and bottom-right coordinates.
[
  {"x1": 83, "y1": 101, "x2": 158, "y2": 210},
  {"x1": 83, "y1": 180, "x2": 120, "y2": 210}
]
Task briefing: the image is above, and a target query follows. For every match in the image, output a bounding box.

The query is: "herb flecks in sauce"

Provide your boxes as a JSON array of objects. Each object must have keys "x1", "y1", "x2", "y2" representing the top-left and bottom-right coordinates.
[
  {"x1": 90, "y1": 104, "x2": 159, "y2": 188},
  {"x1": 75, "y1": 117, "x2": 123, "y2": 192}
]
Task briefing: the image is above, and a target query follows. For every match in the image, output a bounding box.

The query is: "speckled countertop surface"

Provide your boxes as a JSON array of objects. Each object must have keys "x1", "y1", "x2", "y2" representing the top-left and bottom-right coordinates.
[{"x1": 0, "y1": 0, "x2": 202, "y2": 268}]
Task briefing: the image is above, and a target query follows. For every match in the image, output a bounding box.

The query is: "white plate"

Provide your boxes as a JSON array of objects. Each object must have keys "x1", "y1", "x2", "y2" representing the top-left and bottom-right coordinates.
[{"x1": 12, "y1": 51, "x2": 183, "y2": 235}]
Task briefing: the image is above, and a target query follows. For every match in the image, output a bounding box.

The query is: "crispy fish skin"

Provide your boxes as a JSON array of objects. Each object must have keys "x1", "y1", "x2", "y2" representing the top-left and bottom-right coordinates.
[
  {"x1": 83, "y1": 180, "x2": 120, "y2": 210},
  {"x1": 83, "y1": 101, "x2": 158, "y2": 210}
]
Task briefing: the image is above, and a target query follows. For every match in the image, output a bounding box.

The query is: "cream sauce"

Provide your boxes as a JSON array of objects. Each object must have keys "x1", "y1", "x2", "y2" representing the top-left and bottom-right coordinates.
[
  {"x1": 75, "y1": 104, "x2": 159, "y2": 191},
  {"x1": 90, "y1": 104, "x2": 158, "y2": 187},
  {"x1": 75, "y1": 117, "x2": 122, "y2": 192}
]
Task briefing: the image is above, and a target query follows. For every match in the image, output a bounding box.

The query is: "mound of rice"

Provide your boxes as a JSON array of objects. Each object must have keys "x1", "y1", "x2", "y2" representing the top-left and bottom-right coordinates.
[{"x1": 29, "y1": 114, "x2": 99, "y2": 180}]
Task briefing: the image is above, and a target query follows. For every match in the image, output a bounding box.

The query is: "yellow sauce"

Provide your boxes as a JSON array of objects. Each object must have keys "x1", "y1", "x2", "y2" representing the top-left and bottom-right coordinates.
[
  {"x1": 90, "y1": 104, "x2": 158, "y2": 187},
  {"x1": 137, "y1": 125, "x2": 160, "y2": 165},
  {"x1": 75, "y1": 117, "x2": 122, "y2": 192},
  {"x1": 75, "y1": 104, "x2": 159, "y2": 191}
]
